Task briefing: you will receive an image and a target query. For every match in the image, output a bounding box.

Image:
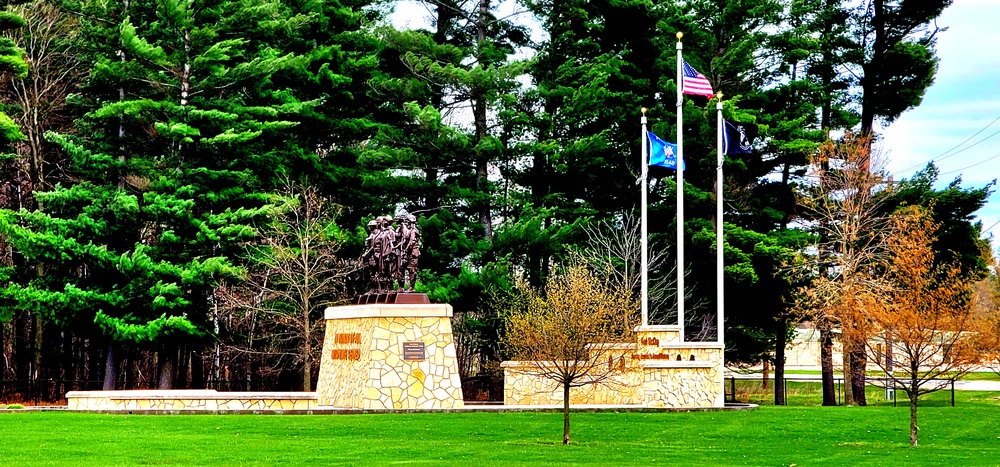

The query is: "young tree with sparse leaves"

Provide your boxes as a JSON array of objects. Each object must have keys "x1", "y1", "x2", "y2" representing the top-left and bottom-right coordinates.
[
  {"x1": 502, "y1": 262, "x2": 637, "y2": 445},
  {"x1": 866, "y1": 205, "x2": 987, "y2": 447}
]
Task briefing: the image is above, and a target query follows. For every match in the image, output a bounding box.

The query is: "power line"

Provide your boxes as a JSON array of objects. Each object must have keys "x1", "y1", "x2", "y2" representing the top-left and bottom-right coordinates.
[
  {"x1": 983, "y1": 218, "x2": 1000, "y2": 234},
  {"x1": 937, "y1": 150, "x2": 1000, "y2": 176},
  {"x1": 891, "y1": 114, "x2": 1000, "y2": 175}
]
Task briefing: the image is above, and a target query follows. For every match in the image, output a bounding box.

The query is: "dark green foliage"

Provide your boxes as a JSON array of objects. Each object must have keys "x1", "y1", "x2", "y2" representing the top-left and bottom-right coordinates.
[
  {"x1": 0, "y1": 0, "x2": 320, "y2": 387},
  {"x1": 847, "y1": 0, "x2": 954, "y2": 134},
  {"x1": 0, "y1": 4, "x2": 25, "y2": 149},
  {"x1": 882, "y1": 164, "x2": 994, "y2": 280}
]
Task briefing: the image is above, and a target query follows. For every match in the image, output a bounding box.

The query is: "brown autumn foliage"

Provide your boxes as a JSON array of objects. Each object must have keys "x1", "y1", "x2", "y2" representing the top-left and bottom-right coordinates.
[
  {"x1": 866, "y1": 206, "x2": 987, "y2": 447},
  {"x1": 799, "y1": 133, "x2": 890, "y2": 406},
  {"x1": 978, "y1": 259, "x2": 1000, "y2": 379},
  {"x1": 503, "y1": 262, "x2": 637, "y2": 445}
]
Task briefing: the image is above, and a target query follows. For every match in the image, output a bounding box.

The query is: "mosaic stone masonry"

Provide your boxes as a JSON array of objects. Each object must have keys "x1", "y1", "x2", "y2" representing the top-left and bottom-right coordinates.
[
  {"x1": 66, "y1": 390, "x2": 317, "y2": 411},
  {"x1": 315, "y1": 304, "x2": 464, "y2": 409},
  {"x1": 503, "y1": 326, "x2": 724, "y2": 408}
]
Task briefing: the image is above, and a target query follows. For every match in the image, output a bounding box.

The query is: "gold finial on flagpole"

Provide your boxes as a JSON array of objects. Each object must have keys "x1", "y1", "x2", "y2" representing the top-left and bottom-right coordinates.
[
  {"x1": 676, "y1": 32, "x2": 683, "y2": 40},
  {"x1": 641, "y1": 107, "x2": 647, "y2": 115},
  {"x1": 717, "y1": 92, "x2": 723, "y2": 99}
]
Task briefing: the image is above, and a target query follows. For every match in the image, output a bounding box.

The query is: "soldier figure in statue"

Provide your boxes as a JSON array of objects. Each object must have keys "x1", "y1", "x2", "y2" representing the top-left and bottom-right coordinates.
[
  {"x1": 396, "y1": 214, "x2": 421, "y2": 291},
  {"x1": 375, "y1": 215, "x2": 398, "y2": 292},
  {"x1": 362, "y1": 219, "x2": 379, "y2": 293}
]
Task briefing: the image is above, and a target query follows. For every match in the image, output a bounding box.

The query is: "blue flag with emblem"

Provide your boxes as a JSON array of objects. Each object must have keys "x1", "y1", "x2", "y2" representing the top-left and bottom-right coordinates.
[{"x1": 648, "y1": 131, "x2": 684, "y2": 170}]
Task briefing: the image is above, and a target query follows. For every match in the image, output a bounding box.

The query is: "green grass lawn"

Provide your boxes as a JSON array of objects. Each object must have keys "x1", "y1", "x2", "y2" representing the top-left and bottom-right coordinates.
[
  {"x1": 4, "y1": 395, "x2": 1000, "y2": 467},
  {"x1": 762, "y1": 370, "x2": 1000, "y2": 381},
  {"x1": 733, "y1": 379, "x2": 997, "y2": 407}
]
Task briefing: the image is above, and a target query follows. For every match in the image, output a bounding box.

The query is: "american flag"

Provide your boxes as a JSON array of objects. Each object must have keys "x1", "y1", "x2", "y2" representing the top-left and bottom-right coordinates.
[{"x1": 682, "y1": 61, "x2": 714, "y2": 97}]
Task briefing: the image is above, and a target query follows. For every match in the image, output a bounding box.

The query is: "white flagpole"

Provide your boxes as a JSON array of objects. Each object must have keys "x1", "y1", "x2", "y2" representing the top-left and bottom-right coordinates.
[
  {"x1": 716, "y1": 94, "x2": 725, "y2": 350},
  {"x1": 675, "y1": 32, "x2": 685, "y2": 341},
  {"x1": 641, "y1": 108, "x2": 649, "y2": 327}
]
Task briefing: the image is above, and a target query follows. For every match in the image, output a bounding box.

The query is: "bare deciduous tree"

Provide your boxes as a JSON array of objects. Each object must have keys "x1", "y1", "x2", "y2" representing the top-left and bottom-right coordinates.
[
  {"x1": 2, "y1": 1, "x2": 84, "y2": 192},
  {"x1": 234, "y1": 183, "x2": 358, "y2": 391},
  {"x1": 580, "y1": 213, "x2": 707, "y2": 336},
  {"x1": 503, "y1": 263, "x2": 637, "y2": 445},
  {"x1": 866, "y1": 206, "x2": 987, "y2": 447}
]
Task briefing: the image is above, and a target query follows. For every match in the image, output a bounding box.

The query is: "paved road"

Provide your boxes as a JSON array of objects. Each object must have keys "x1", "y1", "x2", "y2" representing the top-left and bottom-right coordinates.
[{"x1": 727, "y1": 372, "x2": 1000, "y2": 391}]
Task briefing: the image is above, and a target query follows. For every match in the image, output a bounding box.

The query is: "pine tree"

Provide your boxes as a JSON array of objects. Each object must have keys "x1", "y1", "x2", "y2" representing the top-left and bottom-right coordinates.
[{"x1": 1, "y1": 0, "x2": 308, "y2": 389}]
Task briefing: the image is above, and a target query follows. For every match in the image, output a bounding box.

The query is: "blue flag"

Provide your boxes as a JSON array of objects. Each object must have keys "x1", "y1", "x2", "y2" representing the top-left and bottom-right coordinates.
[{"x1": 648, "y1": 131, "x2": 684, "y2": 170}]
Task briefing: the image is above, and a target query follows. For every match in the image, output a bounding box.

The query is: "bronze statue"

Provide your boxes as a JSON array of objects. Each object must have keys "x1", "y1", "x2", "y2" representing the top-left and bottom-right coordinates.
[{"x1": 360, "y1": 213, "x2": 423, "y2": 300}]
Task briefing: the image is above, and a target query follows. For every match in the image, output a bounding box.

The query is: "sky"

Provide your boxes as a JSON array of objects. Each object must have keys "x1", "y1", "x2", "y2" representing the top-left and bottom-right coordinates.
[{"x1": 880, "y1": 0, "x2": 1000, "y2": 247}]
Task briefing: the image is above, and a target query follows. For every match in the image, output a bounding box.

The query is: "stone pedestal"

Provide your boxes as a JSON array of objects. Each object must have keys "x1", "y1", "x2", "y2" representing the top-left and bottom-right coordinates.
[{"x1": 315, "y1": 304, "x2": 464, "y2": 409}]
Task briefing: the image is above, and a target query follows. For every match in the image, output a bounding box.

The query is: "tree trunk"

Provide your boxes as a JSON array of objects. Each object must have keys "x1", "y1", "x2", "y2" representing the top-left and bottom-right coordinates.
[
  {"x1": 762, "y1": 360, "x2": 769, "y2": 389},
  {"x1": 563, "y1": 381, "x2": 571, "y2": 445},
  {"x1": 303, "y1": 340, "x2": 312, "y2": 392},
  {"x1": 909, "y1": 387, "x2": 919, "y2": 447},
  {"x1": 158, "y1": 350, "x2": 174, "y2": 389},
  {"x1": 842, "y1": 347, "x2": 853, "y2": 405},
  {"x1": 33, "y1": 313, "x2": 42, "y2": 382},
  {"x1": 473, "y1": 0, "x2": 493, "y2": 241},
  {"x1": 103, "y1": 343, "x2": 117, "y2": 390},
  {"x1": 850, "y1": 342, "x2": 867, "y2": 406},
  {"x1": 820, "y1": 325, "x2": 836, "y2": 405},
  {"x1": 15, "y1": 312, "x2": 30, "y2": 386},
  {"x1": 0, "y1": 322, "x2": 5, "y2": 393},
  {"x1": 190, "y1": 349, "x2": 204, "y2": 389},
  {"x1": 774, "y1": 323, "x2": 786, "y2": 406}
]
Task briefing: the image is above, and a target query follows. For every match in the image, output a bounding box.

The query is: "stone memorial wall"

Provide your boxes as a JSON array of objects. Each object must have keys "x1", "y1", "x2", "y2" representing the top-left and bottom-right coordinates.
[{"x1": 502, "y1": 326, "x2": 724, "y2": 408}]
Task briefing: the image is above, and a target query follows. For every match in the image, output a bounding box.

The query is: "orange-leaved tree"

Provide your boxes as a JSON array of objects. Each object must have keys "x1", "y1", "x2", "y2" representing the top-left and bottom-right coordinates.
[
  {"x1": 503, "y1": 263, "x2": 637, "y2": 445},
  {"x1": 800, "y1": 133, "x2": 890, "y2": 406},
  {"x1": 867, "y1": 206, "x2": 987, "y2": 447}
]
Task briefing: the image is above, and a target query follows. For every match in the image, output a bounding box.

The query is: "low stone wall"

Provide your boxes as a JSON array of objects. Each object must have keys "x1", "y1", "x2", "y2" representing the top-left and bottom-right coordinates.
[
  {"x1": 315, "y1": 304, "x2": 464, "y2": 409},
  {"x1": 503, "y1": 355, "x2": 644, "y2": 406},
  {"x1": 66, "y1": 390, "x2": 317, "y2": 411},
  {"x1": 503, "y1": 326, "x2": 724, "y2": 408}
]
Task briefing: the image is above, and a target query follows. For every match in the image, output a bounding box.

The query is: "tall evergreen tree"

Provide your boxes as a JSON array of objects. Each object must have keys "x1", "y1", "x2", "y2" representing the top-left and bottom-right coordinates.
[
  {"x1": 0, "y1": 0, "x2": 307, "y2": 389},
  {"x1": 847, "y1": 0, "x2": 951, "y2": 137}
]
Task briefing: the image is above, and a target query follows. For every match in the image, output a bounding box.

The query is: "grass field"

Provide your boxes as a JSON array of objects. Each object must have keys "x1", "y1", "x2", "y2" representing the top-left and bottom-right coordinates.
[
  {"x1": 4, "y1": 390, "x2": 1000, "y2": 466},
  {"x1": 733, "y1": 380, "x2": 967, "y2": 407}
]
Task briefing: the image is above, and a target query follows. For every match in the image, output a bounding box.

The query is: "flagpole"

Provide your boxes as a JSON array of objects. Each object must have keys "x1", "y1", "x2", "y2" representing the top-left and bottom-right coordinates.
[
  {"x1": 715, "y1": 93, "x2": 725, "y2": 350},
  {"x1": 675, "y1": 32, "x2": 685, "y2": 341},
  {"x1": 640, "y1": 108, "x2": 649, "y2": 328}
]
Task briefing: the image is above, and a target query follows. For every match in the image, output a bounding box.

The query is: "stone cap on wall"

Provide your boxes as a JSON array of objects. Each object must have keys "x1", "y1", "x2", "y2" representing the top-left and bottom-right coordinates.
[
  {"x1": 638, "y1": 360, "x2": 719, "y2": 369},
  {"x1": 66, "y1": 390, "x2": 317, "y2": 400},
  {"x1": 634, "y1": 325, "x2": 682, "y2": 332},
  {"x1": 324, "y1": 303, "x2": 454, "y2": 320},
  {"x1": 658, "y1": 342, "x2": 724, "y2": 350}
]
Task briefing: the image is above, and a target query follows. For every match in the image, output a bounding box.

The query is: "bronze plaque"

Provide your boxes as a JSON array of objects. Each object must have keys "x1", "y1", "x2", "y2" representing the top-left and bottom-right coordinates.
[{"x1": 402, "y1": 341, "x2": 426, "y2": 361}]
